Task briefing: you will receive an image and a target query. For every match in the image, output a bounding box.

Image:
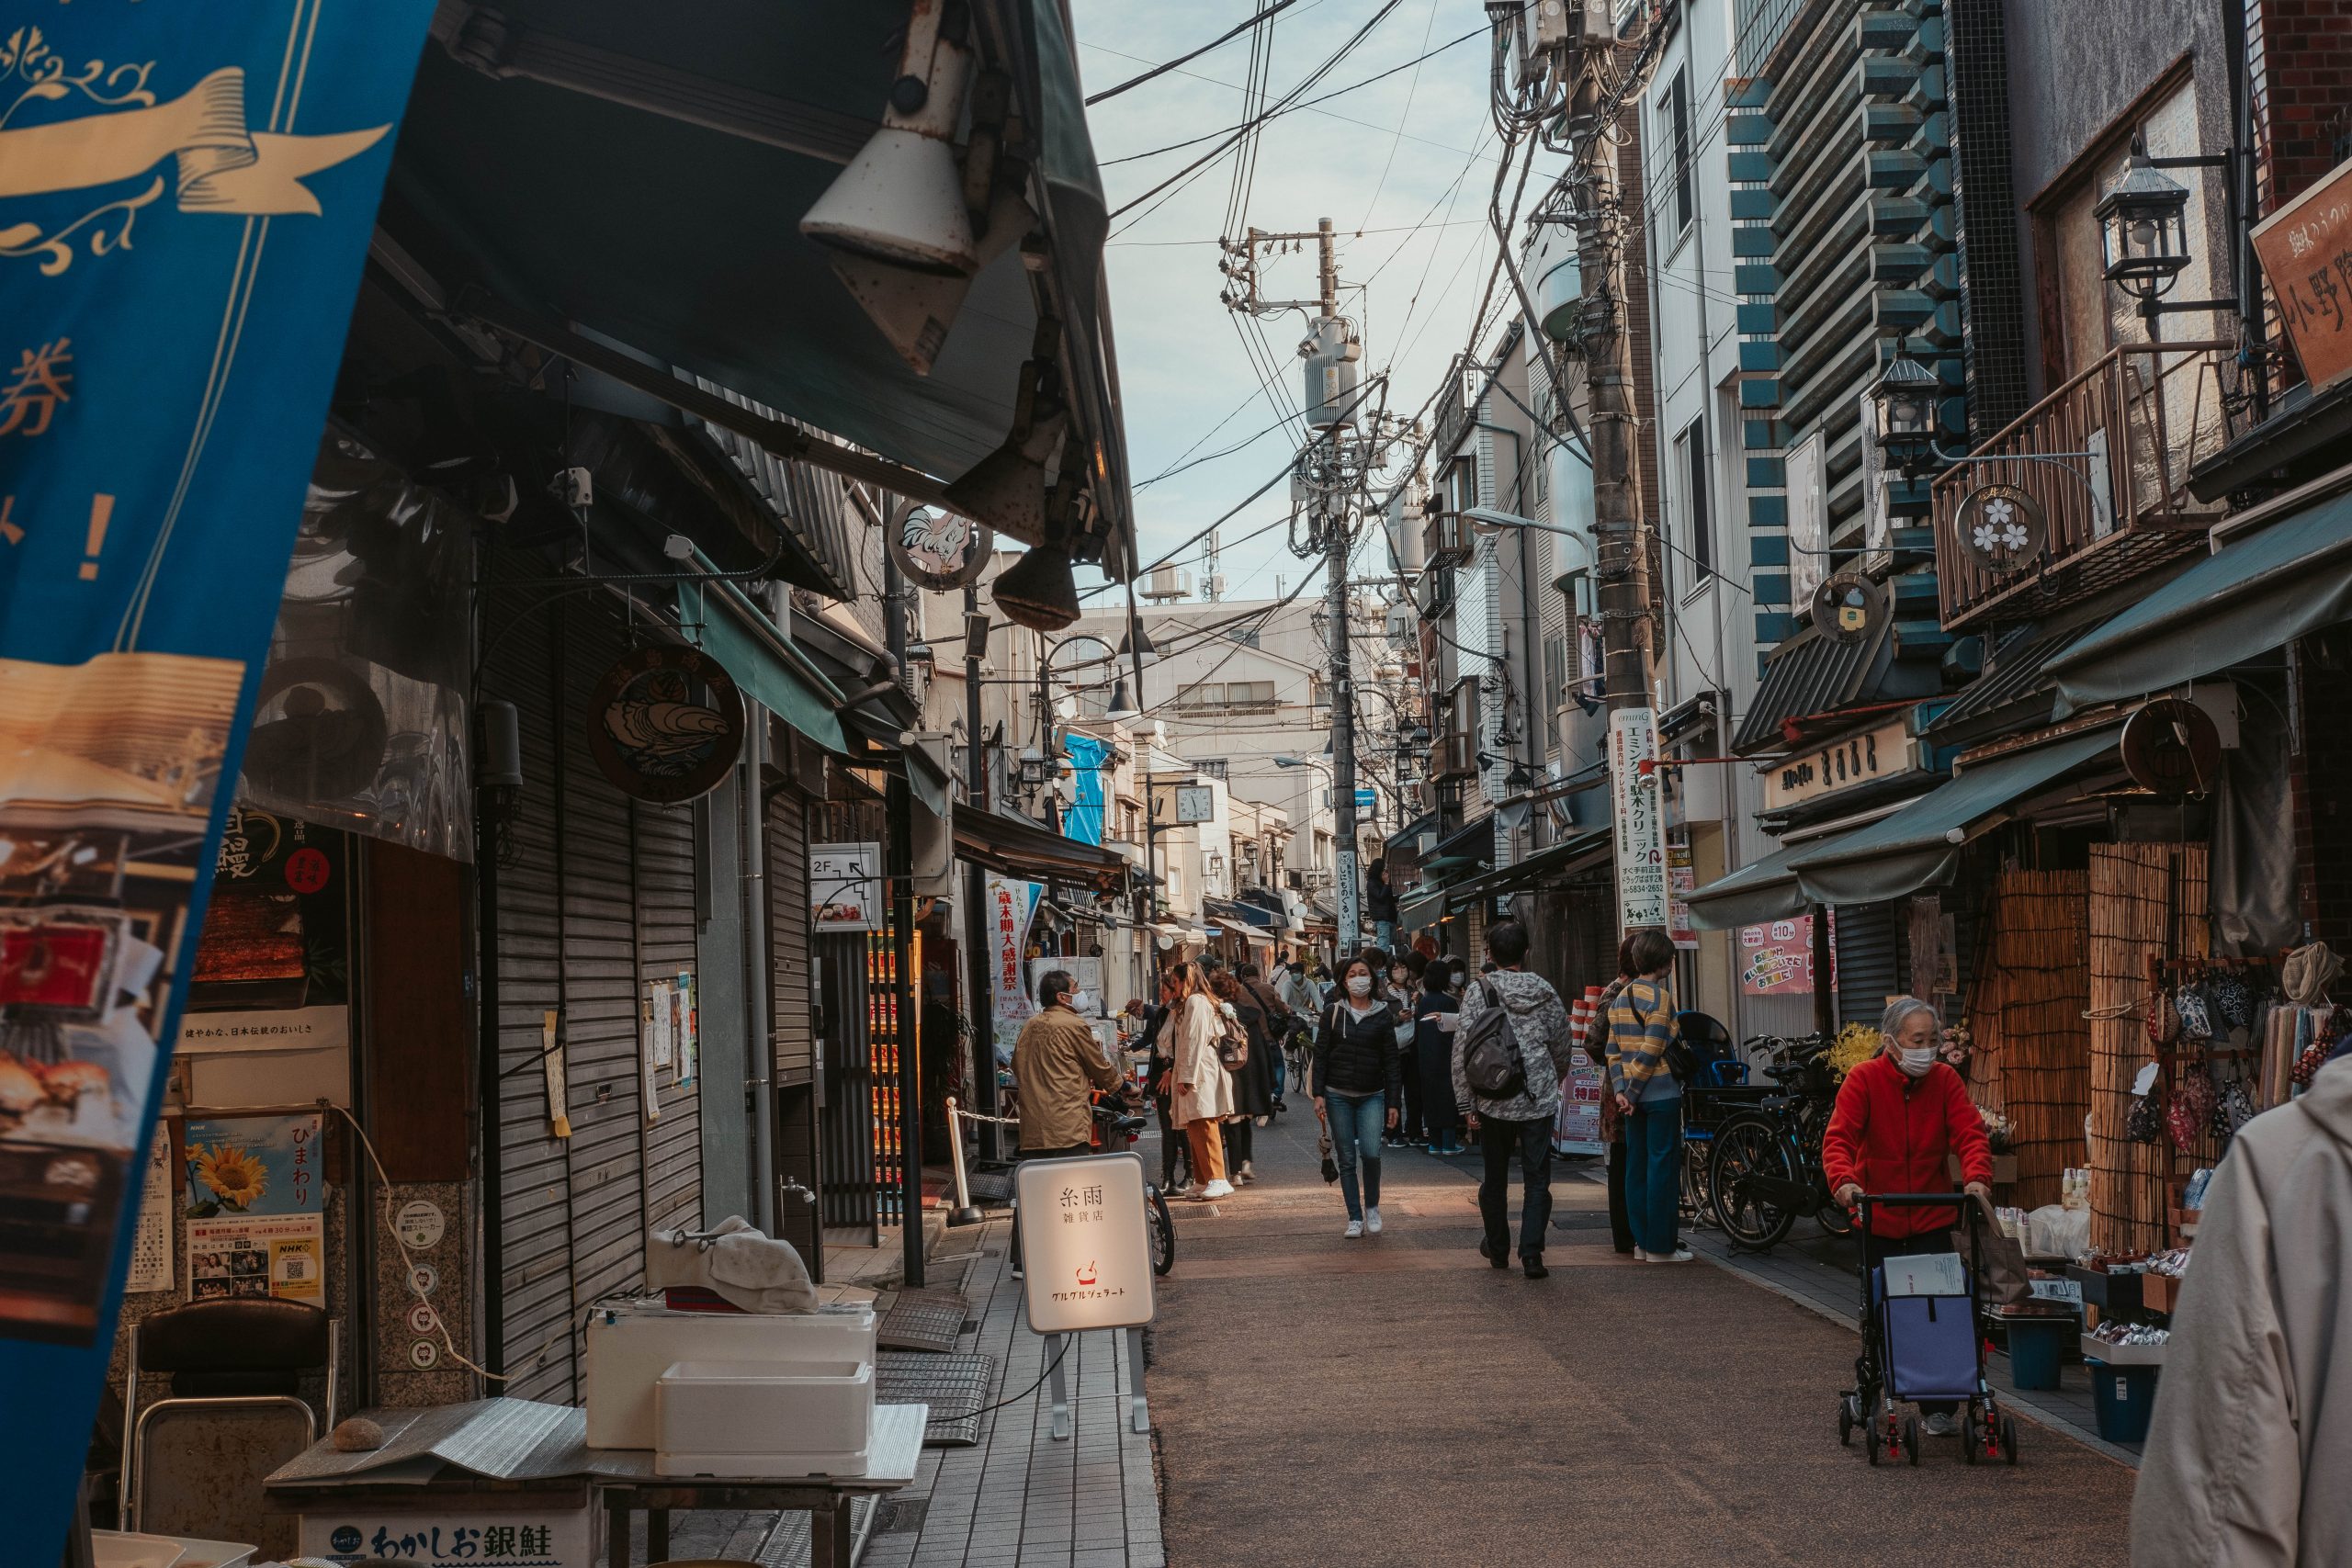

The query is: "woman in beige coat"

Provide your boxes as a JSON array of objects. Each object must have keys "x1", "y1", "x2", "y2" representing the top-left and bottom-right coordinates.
[{"x1": 1168, "y1": 961, "x2": 1236, "y2": 1200}]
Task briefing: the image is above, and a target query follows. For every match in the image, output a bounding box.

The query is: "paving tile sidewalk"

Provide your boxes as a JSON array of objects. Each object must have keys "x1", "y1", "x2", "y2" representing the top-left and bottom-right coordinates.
[{"x1": 1625, "y1": 1174, "x2": 2148, "y2": 1466}]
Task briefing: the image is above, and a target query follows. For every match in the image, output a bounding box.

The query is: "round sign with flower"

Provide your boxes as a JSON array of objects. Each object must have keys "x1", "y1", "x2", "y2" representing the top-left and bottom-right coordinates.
[{"x1": 1953, "y1": 482, "x2": 2047, "y2": 573}]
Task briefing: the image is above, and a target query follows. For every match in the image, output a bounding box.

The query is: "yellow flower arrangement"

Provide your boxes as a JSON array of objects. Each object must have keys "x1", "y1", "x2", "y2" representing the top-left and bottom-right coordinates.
[
  {"x1": 1826, "y1": 1021, "x2": 1881, "y2": 1080},
  {"x1": 192, "y1": 1141, "x2": 268, "y2": 1210}
]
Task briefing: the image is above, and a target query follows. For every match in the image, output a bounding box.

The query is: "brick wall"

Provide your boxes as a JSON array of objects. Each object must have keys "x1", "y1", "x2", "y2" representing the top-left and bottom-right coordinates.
[{"x1": 2250, "y1": 0, "x2": 2352, "y2": 211}]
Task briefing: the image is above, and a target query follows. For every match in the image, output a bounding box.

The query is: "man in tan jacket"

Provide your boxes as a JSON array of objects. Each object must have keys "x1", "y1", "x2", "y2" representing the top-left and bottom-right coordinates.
[
  {"x1": 2133, "y1": 1057, "x2": 2352, "y2": 1565},
  {"x1": 1009, "y1": 969, "x2": 1122, "y2": 1280},
  {"x1": 1013, "y1": 968, "x2": 1121, "y2": 1155}
]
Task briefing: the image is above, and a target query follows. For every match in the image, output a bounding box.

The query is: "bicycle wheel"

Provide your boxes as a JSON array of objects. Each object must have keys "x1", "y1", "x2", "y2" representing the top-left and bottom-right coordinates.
[
  {"x1": 1817, "y1": 1195, "x2": 1856, "y2": 1237},
  {"x1": 1679, "y1": 1137, "x2": 1713, "y2": 1230},
  {"x1": 1707, "y1": 1115, "x2": 1801, "y2": 1249},
  {"x1": 1149, "y1": 1187, "x2": 1175, "y2": 1276}
]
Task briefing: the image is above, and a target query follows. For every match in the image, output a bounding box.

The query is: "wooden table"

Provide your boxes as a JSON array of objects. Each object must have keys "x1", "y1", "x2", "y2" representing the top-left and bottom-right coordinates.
[{"x1": 599, "y1": 1402, "x2": 927, "y2": 1568}]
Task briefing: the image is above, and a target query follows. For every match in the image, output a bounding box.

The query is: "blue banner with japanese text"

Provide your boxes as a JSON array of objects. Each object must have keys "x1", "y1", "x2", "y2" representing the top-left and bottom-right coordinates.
[{"x1": 0, "y1": 0, "x2": 434, "y2": 1545}]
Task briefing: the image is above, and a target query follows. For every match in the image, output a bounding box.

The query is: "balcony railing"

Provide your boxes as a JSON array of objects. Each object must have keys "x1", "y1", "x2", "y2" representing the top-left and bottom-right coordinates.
[
  {"x1": 1422, "y1": 508, "x2": 1471, "y2": 567},
  {"x1": 1931, "y1": 340, "x2": 2234, "y2": 630}
]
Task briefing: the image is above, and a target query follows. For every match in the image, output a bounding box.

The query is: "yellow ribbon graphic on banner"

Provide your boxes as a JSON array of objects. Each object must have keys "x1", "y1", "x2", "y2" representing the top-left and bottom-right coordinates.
[{"x1": 0, "y1": 64, "x2": 389, "y2": 273}]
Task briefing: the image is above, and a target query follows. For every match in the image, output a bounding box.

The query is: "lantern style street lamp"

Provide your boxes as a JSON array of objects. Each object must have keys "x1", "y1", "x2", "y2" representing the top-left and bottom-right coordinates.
[
  {"x1": 2096, "y1": 137, "x2": 2194, "y2": 305},
  {"x1": 1871, "y1": 347, "x2": 1942, "y2": 473}
]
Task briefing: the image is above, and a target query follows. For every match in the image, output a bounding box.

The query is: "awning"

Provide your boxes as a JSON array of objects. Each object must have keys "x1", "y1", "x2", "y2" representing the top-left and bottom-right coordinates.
[
  {"x1": 2050, "y1": 490, "x2": 2352, "y2": 713},
  {"x1": 677, "y1": 582, "x2": 846, "y2": 752},
  {"x1": 1922, "y1": 621, "x2": 2088, "y2": 744},
  {"x1": 1732, "y1": 616, "x2": 1895, "y2": 753},
  {"x1": 1385, "y1": 811, "x2": 1438, "y2": 854},
  {"x1": 1441, "y1": 826, "x2": 1614, "y2": 911},
  {"x1": 1398, "y1": 885, "x2": 1449, "y2": 933},
  {"x1": 1212, "y1": 918, "x2": 1272, "y2": 945},
  {"x1": 1785, "y1": 725, "x2": 2120, "y2": 905},
  {"x1": 1425, "y1": 815, "x2": 1496, "y2": 871},
  {"x1": 398, "y1": 1, "x2": 1133, "y2": 569},
  {"x1": 1684, "y1": 838, "x2": 1820, "y2": 932},
  {"x1": 953, "y1": 803, "x2": 1129, "y2": 891}
]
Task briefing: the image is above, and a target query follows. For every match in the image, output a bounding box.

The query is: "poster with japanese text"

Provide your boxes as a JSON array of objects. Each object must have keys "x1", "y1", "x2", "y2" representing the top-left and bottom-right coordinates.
[
  {"x1": 1738, "y1": 915, "x2": 1837, "y2": 997},
  {"x1": 0, "y1": 5, "x2": 436, "y2": 1545},
  {"x1": 183, "y1": 1113, "x2": 324, "y2": 1303}
]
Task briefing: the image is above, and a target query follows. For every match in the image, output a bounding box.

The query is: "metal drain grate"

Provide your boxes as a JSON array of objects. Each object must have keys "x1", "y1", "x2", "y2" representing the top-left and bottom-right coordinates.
[
  {"x1": 758, "y1": 1494, "x2": 877, "y2": 1567},
  {"x1": 966, "y1": 1168, "x2": 1014, "y2": 1201},
  {"x1": 877, "y1": 1289, "x2": 972, "y2": 1352},
  {"x1": 877, "y1": 1350, "x2": 995, "y2": 1447}
]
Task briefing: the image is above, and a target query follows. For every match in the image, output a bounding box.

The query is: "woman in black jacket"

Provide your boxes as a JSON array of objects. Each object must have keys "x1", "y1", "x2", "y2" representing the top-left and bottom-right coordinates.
[
  {"x1": 1415, "y1": 966, "x2": 1465, "y2": 1156},
  {"x1": 1212, "y1": 970, "x2": 1276, "y2": 1184},
  {"x1": 1313, "y1": 955, "x2": 1406, "y2": 1238}
]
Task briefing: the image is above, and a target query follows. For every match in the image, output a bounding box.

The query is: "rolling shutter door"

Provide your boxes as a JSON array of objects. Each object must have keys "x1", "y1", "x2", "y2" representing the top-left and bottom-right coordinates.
[
  {"x1": 482, "y1": 584, "x2": 573, "y2": 1403},
  {"x1": 635, "y1": 793, "x2": 702, "y2": 1234},
  {"x1": 766, "y1": 780, "x2": 820, "y2": 1261},
  {"x1": 1835, "y1": 899, "x2": 1902, "y2": 1031}
]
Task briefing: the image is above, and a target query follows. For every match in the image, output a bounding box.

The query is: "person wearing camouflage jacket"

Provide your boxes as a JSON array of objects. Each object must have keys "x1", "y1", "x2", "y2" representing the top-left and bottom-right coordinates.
[{"x1": 1451, "y1": 920, "x2": 1574, "y2": 1277}]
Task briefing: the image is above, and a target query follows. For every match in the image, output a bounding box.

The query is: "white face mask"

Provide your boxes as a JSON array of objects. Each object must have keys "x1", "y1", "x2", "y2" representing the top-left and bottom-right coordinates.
[
  {"x1": 1346, "y1": 974, "x2": 1374, "y2": 998},
  {"x1": 1897, "y1": 1044, "x2": 1936, "y2": 1077},
  {"x1": 1068, "y1": 991, "x2": 1093, "y2": 1014}
]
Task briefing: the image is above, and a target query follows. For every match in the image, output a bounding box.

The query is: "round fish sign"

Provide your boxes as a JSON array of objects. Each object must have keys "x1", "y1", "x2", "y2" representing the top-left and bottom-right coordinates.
[
  {"x1": 587, "y1": 645, "x2": 746, "y2": 803},
  {"x1": 888, "y1": 498, "x2": 991, "y2": 590}
]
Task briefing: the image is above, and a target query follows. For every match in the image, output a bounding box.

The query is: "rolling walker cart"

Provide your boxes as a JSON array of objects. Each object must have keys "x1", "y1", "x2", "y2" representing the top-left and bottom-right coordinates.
[{"x1": 1838, "y1": 1192, "x2": 2020, "y2": 1467}]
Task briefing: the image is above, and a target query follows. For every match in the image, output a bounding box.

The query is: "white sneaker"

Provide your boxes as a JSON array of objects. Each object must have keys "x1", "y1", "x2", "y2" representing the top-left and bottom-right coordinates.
[
  {"x1": 1921, "y1": 1412, "x2": 1960, "y2": 1438},
  {"x1": 1343, "y1": 1219, "x2": 1364, "y2": 1238},
  {"x1": 1198, "y1": 1179, "x2": 1234, "y2": 1200},
  {"x1": 1633, "y1": 1247, "x2": 1649, "y2": 1262},
  {"x1": 1647, "y1": 1246, "x2": 1695, "y2": 1263},
  {"x1": 1364, "y1": 1206, "x2": 1383, "y2": 1235}
]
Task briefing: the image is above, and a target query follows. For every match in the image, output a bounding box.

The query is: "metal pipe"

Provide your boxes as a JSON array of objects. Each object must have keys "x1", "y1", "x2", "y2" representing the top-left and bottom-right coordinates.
[{"x1": 741, "y1": 720, "x2": 777, "y2": 1237}]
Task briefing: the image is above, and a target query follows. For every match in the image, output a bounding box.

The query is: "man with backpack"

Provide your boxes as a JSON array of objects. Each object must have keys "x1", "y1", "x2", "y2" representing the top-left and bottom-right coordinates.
[{"x1": 1451, "y1": 920, "x2": 1576, "y2": 1279}]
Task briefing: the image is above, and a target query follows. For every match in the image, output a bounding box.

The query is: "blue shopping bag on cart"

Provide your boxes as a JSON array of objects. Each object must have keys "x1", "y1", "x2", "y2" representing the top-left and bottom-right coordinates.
[{"x1": 1875, "y1": 1254, "x2": 1979, "y2": 1404}]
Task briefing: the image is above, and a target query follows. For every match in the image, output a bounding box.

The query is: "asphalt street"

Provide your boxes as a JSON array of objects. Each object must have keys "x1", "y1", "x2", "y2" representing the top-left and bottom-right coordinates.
[{"x1": 1147, "y1": 1106, "x2": 2138, "y2": 1567}]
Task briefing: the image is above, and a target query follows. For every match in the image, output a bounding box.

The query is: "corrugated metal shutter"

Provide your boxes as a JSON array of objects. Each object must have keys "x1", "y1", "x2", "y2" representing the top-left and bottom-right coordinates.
[
  {"x1": 1835, "y1": 899, "x2": 1902, "y2": 1031},
  {"x1": 556, "y1": 604, "x2": 653, "y2": 1347},
  {"x1": 766, "y1": 778, "x2": 820, "y2": 1262},
  {"x1": 484, "y1": 583, "x2": 573, "y2": 1403},
  {"x1": 635, "y1": 794, "x2": 702, "y2": 1234},
  {"x1": 483, "y1": 587, "x2": 707, "y2": 1401},
  {"x1": 817, "y1": 931, "x2": 877, "y2": 1233}
]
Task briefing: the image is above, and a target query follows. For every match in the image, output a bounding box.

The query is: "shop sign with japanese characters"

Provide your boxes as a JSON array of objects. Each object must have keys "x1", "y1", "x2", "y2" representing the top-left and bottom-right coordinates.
[
  {"x1": 1759, "y1": 718, "x2": 1917, "y2": 812},
  {"x1": 300, "y1": 1508, "x2": 590, "y2": 1567},
  {"x1": 1014, "y1": 1152, "x2": 1155, "y2": 1334},
  {"x1": 2254, "y1": 159, "x2": 2352, "y2": 393},
  {"x1": 1608, "y1": 708, "x2": 1670, "y2": 930}
]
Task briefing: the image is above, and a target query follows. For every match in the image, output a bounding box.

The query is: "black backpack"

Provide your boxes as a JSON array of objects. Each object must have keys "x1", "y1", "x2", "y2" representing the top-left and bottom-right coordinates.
[{"x1": 1459, "y1": 981, "x2": 1525, "y2": 1100}]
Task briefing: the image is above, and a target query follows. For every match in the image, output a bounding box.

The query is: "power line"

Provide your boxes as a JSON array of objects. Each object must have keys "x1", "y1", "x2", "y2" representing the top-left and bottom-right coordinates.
[
  {"x1": 1095, "y1": 21, "x2": 1488, "y2": 170},
  {"x1": 1084, "y1": 0, "x2": 1304, "y2": 106},
  {"x1": 1105, "y1": 0, "x2": 1405, "y2": 224},
  {"x1": 1356, "y1": 0, "x2": 1442, "y2": 231}
]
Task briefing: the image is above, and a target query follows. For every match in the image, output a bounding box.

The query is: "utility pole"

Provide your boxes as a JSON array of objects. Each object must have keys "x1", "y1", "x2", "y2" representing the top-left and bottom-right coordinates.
[
  {"x1": 1566, "y1": 47, "x2": 1656, "y2": 713},
  {"x1": 1222, "y1": 215, "x2": 1385, "y2": 956}
]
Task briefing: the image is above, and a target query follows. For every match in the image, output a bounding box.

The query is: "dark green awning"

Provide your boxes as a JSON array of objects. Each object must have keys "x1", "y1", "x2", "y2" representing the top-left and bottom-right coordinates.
[
  {"x1": 2050, "y1": 490, "x2": 2352, "y2": 713},
  {"x1": 1441, "y1": 825, "x2": 1614, "y2": 911},
  {"x1": 1684, "y1": 837, "x2": 1821, "y2": 932},
  {"x1": 677, "y1": 583, "x2": 846, "y2": 752},
  {"x1": 1785, "y1": 725, "x2": 2119, "y2": 905}
]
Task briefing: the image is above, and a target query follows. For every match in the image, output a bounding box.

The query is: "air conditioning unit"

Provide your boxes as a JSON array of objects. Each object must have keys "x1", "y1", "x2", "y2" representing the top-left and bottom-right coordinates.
[
  {"x1": 1140, "y1": 565, "x2": 1193, "y2": 602},
  {"x1": 1284, "y1": 869, "x2": 1304, "y2": 891}
]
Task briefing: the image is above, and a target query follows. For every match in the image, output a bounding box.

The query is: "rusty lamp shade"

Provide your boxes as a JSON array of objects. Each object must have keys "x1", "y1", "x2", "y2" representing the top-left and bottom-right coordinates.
[{"x1": 991, "y1": 544, "x2": 1080, "y2": 632}]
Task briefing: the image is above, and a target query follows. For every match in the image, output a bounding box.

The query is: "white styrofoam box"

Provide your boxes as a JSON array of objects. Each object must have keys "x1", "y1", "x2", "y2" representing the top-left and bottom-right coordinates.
[
  {"x1": 90, "y1": 1534, "x2": 186, "y2": 1568},
  {"x1": 583, "y1": 1301, "x2": 876, "y2": 1449},
  {"x1": 653, "y1": 1358, "x2": 876, "y2": 1478}
]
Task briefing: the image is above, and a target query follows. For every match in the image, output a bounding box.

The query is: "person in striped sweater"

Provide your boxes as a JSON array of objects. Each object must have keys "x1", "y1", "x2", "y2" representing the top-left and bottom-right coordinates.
[{"x1": 1606, "y1": 930, "x2": 1689, "y2": 1263}]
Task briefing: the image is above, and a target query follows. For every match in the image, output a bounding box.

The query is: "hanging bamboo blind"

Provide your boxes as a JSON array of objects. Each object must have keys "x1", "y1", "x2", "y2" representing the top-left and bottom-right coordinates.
[
  {"x1": 2086, "y1": 842, "x2": 2210, "y2": 1255},
  {"x1": 1965, "y1": 869, "x2": 2090, "y2": 1211}
]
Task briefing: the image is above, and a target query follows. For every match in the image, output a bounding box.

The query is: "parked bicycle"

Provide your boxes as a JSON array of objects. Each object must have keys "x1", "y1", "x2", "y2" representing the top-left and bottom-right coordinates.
[
  {"x1": 1703, "y1": 1033, "x2": 1855, "y2": 1250},
  {"x1": 1092, "y1": 1095, "x2": 1176, "y2": 1277}
]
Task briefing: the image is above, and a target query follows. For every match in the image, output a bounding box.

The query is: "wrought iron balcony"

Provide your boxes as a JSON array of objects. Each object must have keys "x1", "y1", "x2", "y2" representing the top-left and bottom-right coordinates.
[{"x1": 1931, "y1": 340, "x2": 2234, "y2": 631}]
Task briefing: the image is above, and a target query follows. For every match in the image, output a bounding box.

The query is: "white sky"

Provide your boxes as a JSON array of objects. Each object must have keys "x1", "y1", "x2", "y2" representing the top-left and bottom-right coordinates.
[{"x1": 1068, "y1": 1, "x2": 1528, "y2": 607}]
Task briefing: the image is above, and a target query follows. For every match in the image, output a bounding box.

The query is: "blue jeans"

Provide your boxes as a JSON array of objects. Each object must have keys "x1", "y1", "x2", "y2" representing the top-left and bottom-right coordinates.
[
  {"x1": 1624, "y1": 1095, "x2": 1682, "y2": 1255},
  {"x1": 1324, "y1": 1090, "x2": 1385, "y2": 1220},
  {"x1": 1374, "y1": 920, "x2": 1396, "y2": 957}
]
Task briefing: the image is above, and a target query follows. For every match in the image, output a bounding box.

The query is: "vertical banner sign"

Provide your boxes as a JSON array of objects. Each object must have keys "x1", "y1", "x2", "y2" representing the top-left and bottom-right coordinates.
[
  {"x1": 0, "y1": 2, "x2": 435, "y2": 1548},
  {"x1": 1061, "y1": 733, "x2": 1110, "y2": 847},
  {"x1": 1608, "y1": 708, "x2": 1670, "y2": 931},
  {"x1": 986, "y1": 874, "x2": 1039, "y2": 1064}
]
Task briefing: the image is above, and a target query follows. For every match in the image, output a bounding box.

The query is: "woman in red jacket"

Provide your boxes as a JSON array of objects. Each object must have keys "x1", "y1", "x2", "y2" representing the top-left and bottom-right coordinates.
[{"x1": 1823, "y1": 996, "x2": 1994, "y2": 1436}]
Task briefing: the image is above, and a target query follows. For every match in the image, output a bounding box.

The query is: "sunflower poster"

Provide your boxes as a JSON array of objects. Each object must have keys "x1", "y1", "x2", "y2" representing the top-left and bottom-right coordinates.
[{"x1": 183, "y1": 1113, "x2": 323, "y2": 1303}]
